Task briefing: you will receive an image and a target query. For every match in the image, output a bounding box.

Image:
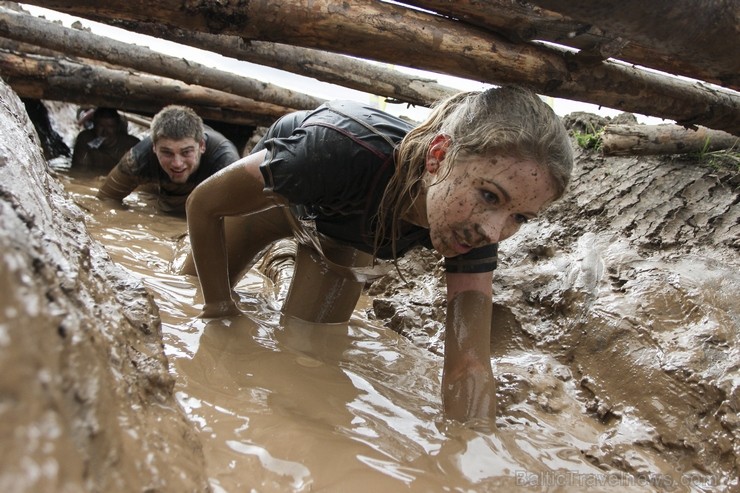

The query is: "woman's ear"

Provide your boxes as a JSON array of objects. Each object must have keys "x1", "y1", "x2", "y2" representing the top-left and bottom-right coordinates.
[{"x1": 425, "y1": 134, "x2": 451, "y2": 174}]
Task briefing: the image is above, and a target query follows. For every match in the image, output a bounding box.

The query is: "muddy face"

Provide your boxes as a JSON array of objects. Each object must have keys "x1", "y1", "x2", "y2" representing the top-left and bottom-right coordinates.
[
  {"x1": 424, "y1": 153, "x2": 557, "y2": 257},
  {"x1": 153, "y1": 137, "x2": 206, "y2": 183},
  {"x1": 93, "y1": 116, "x2": 121, "y2": 146}
]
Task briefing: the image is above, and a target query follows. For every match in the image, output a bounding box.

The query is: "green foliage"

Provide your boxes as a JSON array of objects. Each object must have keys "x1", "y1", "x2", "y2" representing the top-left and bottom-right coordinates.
[
  {"x1": 573, "y1": 127, "x2": 604, "y2": 150},
  {"x1": 692, "y1": 137, "x2": 740, "y2": 172},
  {"x1": 700, "y1": 149, "x2": 740, "y2": 172}
]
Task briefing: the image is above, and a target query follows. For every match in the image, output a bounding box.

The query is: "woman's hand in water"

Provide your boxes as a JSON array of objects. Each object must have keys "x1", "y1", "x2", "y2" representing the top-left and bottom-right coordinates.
[
  {"x1": 198, "y1": 299, "x2": 241, "y2": 318},
  {"x1": 442, "y1": 358, "x2": 497, "y2": 422},
  {"x1": 443, "y1": 272, "x2": 497, "y2": 424}
]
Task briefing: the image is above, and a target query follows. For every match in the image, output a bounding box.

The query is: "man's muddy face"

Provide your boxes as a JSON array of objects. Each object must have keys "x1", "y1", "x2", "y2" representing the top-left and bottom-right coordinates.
[{"x1": 153, "y1": 137, "x2": 206, "y2": 184}]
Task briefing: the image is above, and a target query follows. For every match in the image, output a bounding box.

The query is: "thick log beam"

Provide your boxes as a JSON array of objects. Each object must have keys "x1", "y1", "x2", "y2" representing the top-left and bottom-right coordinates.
[
  {"x1": 601, "y1": 124, "x2": 740, "y2": 156},
  {"x1": 400, "y1": 0, "x2": 740, "y2": 91},
  {"x1": 526, "y1": 0, "x2": 740, "y2": 90},
  {"x1": 21, "y1": 0, "x2": 740, "y2": 135},
  {"x1": 110, "y1": 22, "x2": 460, "y2": 107},
  {"x1": 0, "y1": 8, "x2": 325, "y2": 111},
  {"x1": 0, "y1": 50, "x2": 291, "y2": 126}
]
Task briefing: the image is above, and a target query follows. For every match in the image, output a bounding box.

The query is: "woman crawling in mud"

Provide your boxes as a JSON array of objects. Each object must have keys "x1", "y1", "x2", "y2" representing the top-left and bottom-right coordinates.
[{"x1": 182, "y1": 85, "x2": 573, "y2": 423}]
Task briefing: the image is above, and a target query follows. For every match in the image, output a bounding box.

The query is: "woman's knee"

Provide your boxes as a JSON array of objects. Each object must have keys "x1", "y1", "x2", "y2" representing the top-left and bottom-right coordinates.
[{"x1": 283, "y1": 243, "x2": 371, "y2": 324}]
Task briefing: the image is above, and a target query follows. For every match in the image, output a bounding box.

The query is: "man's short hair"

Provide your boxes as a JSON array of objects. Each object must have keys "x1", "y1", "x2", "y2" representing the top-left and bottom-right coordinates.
[{"x1": 150, "y1": 105, "x2": 204, "y2": 144}]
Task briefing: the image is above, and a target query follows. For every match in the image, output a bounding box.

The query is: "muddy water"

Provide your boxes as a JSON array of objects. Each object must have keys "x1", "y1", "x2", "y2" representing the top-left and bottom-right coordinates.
[{"x1": 55, "y1": 170, "x2": 716, "y2": 492}]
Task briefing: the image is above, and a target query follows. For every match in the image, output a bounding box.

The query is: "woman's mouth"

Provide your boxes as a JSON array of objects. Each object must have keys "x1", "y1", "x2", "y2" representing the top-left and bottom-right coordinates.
[{"x1": 451, "y1": 232, "x2": 473, "y2": 255}]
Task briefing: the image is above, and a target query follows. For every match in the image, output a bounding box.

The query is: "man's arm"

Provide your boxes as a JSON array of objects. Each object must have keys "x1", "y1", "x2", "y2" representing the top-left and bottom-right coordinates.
[
  {"x1": 71, "y1": 131, "x2": 93, "y2": 168},
  {"x1": 442, "y1": 270, "x2": 497, "y2": 423},
  {"x1": 96, "y1": 151, "x2": 141, "y2": 203}
]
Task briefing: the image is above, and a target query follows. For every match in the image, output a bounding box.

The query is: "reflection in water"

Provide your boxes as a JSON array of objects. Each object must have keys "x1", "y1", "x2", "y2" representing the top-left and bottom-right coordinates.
[{"x1": 63, "y1": 172, "x2": 674, "y2": 492}]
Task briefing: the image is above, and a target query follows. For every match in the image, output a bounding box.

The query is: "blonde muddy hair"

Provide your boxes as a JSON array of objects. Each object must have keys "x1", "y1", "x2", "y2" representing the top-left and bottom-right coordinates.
[{"x1": 374, "y1": 85, "x2": 573, "y2": 259}]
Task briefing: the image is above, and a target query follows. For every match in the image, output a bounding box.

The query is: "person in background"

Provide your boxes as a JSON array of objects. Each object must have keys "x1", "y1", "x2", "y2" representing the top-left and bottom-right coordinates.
[
  {"x1": 184, "y1": 86, "x2": 573, "y2": 423},
  {"x1": 71, "y1": 107, "x2": 140, "y2": 172},
  {"x1": 97, "y1": 105, "x2": 240, "y2": 214}
]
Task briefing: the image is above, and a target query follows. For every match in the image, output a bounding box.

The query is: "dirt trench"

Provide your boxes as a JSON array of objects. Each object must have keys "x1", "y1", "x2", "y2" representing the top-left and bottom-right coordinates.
[{"x1": 1, "y1": 77, "x2": 739, "y2": 492}]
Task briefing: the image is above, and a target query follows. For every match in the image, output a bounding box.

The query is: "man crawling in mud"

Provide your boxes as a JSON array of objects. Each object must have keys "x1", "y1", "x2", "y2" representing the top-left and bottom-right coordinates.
[{"x1": 97, "y1": 105, "x2": 240, "y2": 214}]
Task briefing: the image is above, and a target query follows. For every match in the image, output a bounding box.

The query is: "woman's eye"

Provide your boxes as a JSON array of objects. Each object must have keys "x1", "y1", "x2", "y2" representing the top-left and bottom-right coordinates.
[
  {"x1": 480, "y1": 190, "x2": 499, "y2": 204},
  {"x1": 514, "y1": 214, "x2": 529, "y2": 224}
]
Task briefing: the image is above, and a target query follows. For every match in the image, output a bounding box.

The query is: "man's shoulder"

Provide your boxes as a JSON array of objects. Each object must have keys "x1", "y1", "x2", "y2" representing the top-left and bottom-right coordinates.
[
  {"x1": 201, "y1": 129, "x2": 240, "y2": 169},
  {"x1": 121, "y1": 134, "x2": 141, "y2": 146},
  {"x1": 74, "y1": 128, "x2": 96, "y2": 144},
  {"x1": 120, "y1": 136, "x2": 156, "y2": 175},
  {"x1": 203, "y1": 127, "x2": 229, "y2": 145}
]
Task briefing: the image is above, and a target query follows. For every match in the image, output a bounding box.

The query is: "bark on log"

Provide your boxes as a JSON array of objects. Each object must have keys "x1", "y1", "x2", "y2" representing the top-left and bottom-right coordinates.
[
  {"x1": 400, "y1": 0, "x2": 740, "y2": 91},
  {"x1": 21, "y1": 0, "x2": 740, "y2": 135},
  {"x1": 526, "y1": 0, "x2": 740, "y2": 90},
  {"x1": 601, "y1": 125, "x2": 740, "y2": 157},
  {"x1": 109, "y1": 22, "x2": 460, "y2": 107},
  {"x1": 0, "y1": 8, "x2": 325, "y2": 111},
  {"x1": 0, "y1": 50, "x2": 290, "y2": 126}
]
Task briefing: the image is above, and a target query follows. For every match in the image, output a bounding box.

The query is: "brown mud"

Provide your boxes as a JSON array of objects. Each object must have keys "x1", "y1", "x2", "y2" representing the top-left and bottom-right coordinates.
[{"x1": 1, "y1": 82, "x2": 738, "y2": 492}]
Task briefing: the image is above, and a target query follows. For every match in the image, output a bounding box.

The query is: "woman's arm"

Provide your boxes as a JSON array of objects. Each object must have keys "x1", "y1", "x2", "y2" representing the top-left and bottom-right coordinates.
[
  {"x1": 186, "y1": 150, "x2": 273, "y2": 318},
  {"x1": 442, "y1": 270, "x2": 497, "y2": 423}
]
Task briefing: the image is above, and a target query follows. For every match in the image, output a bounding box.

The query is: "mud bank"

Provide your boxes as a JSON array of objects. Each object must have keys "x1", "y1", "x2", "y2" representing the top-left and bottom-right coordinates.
[
  {"x1": 2, "y1": 76, "x2": 739, "y2": 492},
  {"x1": 368, "y1": 126, "x2": 740, "y2": 488},
  {"x1": 0, "y1": 80, "x2": 209, "y2": 490}
]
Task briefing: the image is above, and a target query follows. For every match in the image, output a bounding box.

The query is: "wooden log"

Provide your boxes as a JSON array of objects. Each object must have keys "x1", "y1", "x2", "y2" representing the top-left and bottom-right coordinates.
[
  {"x1": 0, "y1": 8, "x2": 325, "y2": 111},
  {"x1": 400, "y1": 0, "x2": 740, "y2": 91},
  {"x1": 20, "y1": 0, "x2": 740, "y2": 135},
  {"x1": 120, "y1": 111, "x2": 152, "y2": 128},
  {"x1": 526, "y1": 0, "x2": 740, "y2": 90},
  {"x1": 0, "y1": 32, "x2": 61, "y2": 57},
  {"x1": 110, "y1": 22, "x2": 460, "y2": 107},
  {"x1": 601, "y1": 124, "x2": 740, "y2": 156},
  {"x1": 0, "y1": 50, "x2": 290, "y2": 126}
]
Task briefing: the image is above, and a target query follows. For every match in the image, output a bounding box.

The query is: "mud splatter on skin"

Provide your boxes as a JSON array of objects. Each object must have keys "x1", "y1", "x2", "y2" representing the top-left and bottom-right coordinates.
[{"x1": 424, "y1": 155, "x2": 556, "y2": 256}]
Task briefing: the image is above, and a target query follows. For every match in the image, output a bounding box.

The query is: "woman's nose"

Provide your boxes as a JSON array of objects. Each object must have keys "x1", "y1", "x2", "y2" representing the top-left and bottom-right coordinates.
[{"x1": 478, "y1": 214, "x2": 506, "y2": 245}]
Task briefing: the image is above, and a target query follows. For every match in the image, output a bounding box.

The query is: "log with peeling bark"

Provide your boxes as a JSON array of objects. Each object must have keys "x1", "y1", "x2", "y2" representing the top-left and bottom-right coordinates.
[
  {"x1": 601, "y1": 124, "x2": 740, "y2": 156},
  {"x1": 401, "y1": 0, "x2": 740, "y2": 91},
  {"x1": 526, "y1": 0, "x2": 740, "y2": 91},
  {"x1": 21, "y1": 0, "x2": 740, "y2": 135},
  {"x1": 0, "y1": 8, "x2": 325, "y2": 111},
  {"x1": 0, "y1": 50, "x2": 291, "y2": 126},
  {"x1": 108, "y1": 22, "x2": 461, "y2": 107}
]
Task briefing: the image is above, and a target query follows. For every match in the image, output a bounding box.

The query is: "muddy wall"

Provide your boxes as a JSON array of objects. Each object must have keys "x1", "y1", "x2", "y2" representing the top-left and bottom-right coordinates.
[
  {"x1": 0, "y1": 79, "x2": 209, "y2": 491},
  {"x1": 368, "y1": 124, "x2": 740, "y2": 488}
]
